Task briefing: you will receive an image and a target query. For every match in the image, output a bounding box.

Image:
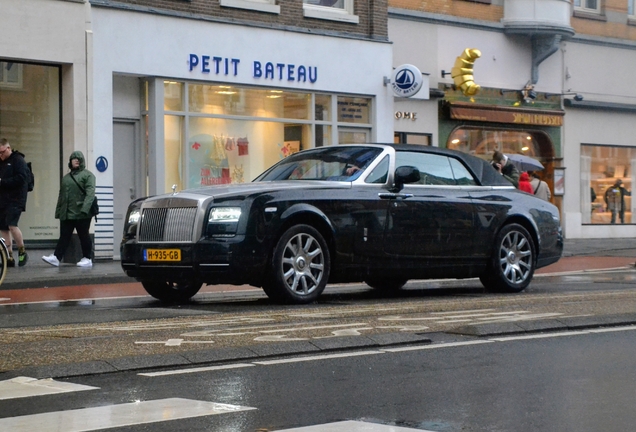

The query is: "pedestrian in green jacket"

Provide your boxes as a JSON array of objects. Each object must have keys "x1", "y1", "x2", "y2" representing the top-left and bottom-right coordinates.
[{"x1": 42, "y1": 151, "x2": 96, "y2": 267}]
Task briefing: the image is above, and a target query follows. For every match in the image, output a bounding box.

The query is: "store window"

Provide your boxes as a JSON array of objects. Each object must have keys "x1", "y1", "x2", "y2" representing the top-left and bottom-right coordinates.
[
  {"x1": 447, "y1": 127, "x2": 547, "y2": 160},
  {"x1": 394, "y1": 132, "x2": 431, "y2": 145},
  {"x1": 582, "y1": 144, "x2": 635, "y2": 225},
  {"x1": 0, "y1": 61, "x2": 60, "y2": 243},
  {"x1": 160, "y1": 82, "x2": 372, "y2": 192}
]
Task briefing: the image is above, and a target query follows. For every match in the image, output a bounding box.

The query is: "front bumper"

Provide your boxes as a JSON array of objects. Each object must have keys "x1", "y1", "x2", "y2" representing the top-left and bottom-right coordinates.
[{"x1": 120, "y1": 236, "x2": 269, "y2": 286}]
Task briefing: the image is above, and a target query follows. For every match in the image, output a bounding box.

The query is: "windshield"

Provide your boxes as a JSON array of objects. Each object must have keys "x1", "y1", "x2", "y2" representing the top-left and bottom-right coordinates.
[{"x1": 255, "y1": 146, "x2": 384, "y2": 181}]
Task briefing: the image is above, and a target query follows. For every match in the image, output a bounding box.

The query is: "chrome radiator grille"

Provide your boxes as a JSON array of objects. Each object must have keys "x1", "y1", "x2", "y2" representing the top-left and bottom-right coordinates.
[{"x1": 138, "y1": 207, "x2": 198, "y2": 242}]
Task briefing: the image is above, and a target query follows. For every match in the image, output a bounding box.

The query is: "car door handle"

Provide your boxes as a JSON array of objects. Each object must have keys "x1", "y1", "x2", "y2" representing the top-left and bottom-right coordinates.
[{"x1": 379, "y1": 193, "x2": 414, "y2": 199}]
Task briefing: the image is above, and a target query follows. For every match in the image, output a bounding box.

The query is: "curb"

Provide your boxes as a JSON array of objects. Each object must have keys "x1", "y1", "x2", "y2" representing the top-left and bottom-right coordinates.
[{"x1": 447, "y1": 313, "x2": 636, "y2": 337}]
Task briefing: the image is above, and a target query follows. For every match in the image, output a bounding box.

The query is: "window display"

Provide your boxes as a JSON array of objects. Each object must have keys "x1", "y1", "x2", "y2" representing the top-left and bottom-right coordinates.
[
  {"x1": 160, "y1": 81, "x2": 372, "y2": 192},
  {"x1": 582, "y1": 144, "x2": 635, "y2": 224},
  {"x1": 0, "y1": 62, "x2": 60, "y2": 243}
]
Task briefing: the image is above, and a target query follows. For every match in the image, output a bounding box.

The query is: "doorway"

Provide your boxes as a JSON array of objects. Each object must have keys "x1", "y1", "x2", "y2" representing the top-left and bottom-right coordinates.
[{"x1": 113, "y1": 120, "x2": 143, "y2": 259}]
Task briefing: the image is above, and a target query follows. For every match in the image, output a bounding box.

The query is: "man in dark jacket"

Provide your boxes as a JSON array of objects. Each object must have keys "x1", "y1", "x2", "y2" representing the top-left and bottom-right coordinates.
[
  {"x1": 0, "y1": 138, "x2": 29, "y2": 267},
  {"x1": 491, "y1": 150, "x2": 520, "y2": 188}
]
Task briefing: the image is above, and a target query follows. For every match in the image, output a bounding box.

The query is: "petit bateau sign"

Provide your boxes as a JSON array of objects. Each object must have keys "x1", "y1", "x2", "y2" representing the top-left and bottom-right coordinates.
[
  {"x1": 188, "y1": 54, "x2": 318, "y2": 83},
  {"x1": 390, "y1": 64, "x2": 423, "y2": 98}
]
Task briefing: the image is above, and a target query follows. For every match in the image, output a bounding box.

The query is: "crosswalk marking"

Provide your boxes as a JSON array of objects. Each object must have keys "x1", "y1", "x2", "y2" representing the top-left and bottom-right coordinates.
[
  {"x1": 275, "y1": 420, "x2": 434, "y2": 431},
  {"x1": 0, "y1": 397, "x2": 255, "y2": 431},
  {"x1": 0, "y1": 377, "x2": 98, "y2": 401}
]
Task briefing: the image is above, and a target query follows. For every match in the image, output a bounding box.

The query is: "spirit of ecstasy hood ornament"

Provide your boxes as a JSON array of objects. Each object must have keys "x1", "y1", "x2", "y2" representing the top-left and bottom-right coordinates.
[{"x1": 171, "y1": 184, "x2": 177, "y2": 195}]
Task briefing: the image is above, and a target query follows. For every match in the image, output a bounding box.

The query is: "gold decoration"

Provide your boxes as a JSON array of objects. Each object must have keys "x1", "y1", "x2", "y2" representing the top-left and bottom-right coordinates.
[{"x1": 451, "y1": 48, "x2": 482, "y2": 97}]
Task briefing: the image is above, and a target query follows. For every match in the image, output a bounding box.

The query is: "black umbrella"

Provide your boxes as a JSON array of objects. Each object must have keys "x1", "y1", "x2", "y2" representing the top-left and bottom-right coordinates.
[{"x1": 507, "y1": 154, "x2": 544, "y2": 171}]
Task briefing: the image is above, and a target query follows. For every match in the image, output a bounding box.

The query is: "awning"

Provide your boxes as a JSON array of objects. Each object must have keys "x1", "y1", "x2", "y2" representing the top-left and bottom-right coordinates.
[{"x1": 449, "y1": 102, "x2": 564, "y2": 127}]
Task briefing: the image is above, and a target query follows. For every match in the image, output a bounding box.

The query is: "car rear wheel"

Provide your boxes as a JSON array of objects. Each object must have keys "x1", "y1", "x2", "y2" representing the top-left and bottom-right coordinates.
[
  {"x1": 141, "y1": 280, "x2": 203, "y2": 302},
  {"x1": 264, "y1": 224, "x2": 330, "y2": 304},
  {"x1": 365, "y1": 278, "x2": 408, "y2": 291},
  {"x1": 480, "y1": 223, "x2": 535, "y2": 293}
]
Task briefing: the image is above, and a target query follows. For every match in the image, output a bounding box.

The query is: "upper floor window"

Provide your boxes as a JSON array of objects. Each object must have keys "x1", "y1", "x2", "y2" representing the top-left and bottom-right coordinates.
[
  {"x1": 0, "y1": 62, "x2": 23, "y2": 89},
  {"x1": 573, "y1": 0, "x2": 600, "y2": 13},
  {"x1": 630, "y1": 0, "x2": 635, "y2": 16},
  {"x1": 219, "y1": 0, "x2": 280, "y2": 14},
  {"x1": 303, "y1": 0, "x2": 359, "y2": 24}
]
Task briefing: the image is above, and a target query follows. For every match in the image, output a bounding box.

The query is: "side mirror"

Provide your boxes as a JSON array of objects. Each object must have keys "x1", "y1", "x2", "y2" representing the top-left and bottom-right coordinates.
[{"x1": 394, "y1": 166, "x2": 421, "y2": 190}]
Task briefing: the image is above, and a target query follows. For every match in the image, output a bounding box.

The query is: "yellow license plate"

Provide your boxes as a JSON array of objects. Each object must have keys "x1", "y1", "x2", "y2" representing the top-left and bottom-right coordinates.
[{"x1": 144, "y1": 249, "x2": 181, "y2": 262}]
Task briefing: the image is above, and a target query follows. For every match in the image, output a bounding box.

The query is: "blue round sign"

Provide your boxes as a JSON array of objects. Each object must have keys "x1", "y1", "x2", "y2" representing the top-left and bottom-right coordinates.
[
  {"x1": 390, "y1": 64, "x2": 423, "y2": 98},
  {"x1": 96, "y1": 156, "x2": 108, "y2": 173}
]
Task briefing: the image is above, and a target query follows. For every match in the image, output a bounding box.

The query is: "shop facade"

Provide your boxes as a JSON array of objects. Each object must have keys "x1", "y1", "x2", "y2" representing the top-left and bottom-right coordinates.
[
  {"x1": 558, "y1": 40, "x2": 636, "y2": 238},
  {"x1": 389, "y1": 9, "x2": 636, "y2": 240},
  {"x1": 0, "y1": 0, "x2": 90, "y2": 247},
  {"x1": 93, "y1": 5, "x2": 393, "y2": 258}
]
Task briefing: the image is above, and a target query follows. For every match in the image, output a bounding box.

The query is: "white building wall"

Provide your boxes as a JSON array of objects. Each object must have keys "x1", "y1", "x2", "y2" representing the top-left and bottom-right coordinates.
[
  {"x1": 561, "y1": 40, "x2": 636, "y2": 238},
  {"x1": 0, "y1": 0, "x2": 89, "y2": 160}
]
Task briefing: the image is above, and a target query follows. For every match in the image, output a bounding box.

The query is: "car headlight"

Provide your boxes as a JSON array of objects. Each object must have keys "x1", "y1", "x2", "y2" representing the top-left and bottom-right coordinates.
[
  {"x1": 207, "y1": 207, "x2": 241, "y2": 237},
  {"x1": 128, "y1": 209, "x2": 141, "y2": 224},
  {"x1": 123, "y1": 198, "x2": 146, "y2": 240}
]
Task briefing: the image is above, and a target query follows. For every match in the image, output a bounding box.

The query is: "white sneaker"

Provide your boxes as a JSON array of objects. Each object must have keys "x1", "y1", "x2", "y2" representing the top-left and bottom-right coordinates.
[
  {"x1": 42, "y1": 254, "x2": 60, "y2": 267},
  {"x1": 77, "y1": 257, "x2": 92, "y2": 268}
]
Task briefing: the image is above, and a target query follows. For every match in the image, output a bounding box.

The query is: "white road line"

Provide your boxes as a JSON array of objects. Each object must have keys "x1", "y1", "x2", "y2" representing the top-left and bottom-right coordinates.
[
  {"x1": 258, "y1": 323, "x2": 369, "y2": 333},
  {"x1": 275, "y1": 420, "x2": 434, "y2": 431},
  {"x1": 139, "y1": 363, "x2": 255, "y2": 377},
  {"x1": 0, "y1": 398, "x2": 255, "y2": 431},
  {"x1": 430, "y1": 308, "x2": 497, "y2": 315},
  {"x1": 0, "y1": 377, "x2": 98, "y2": 401},
  {"x1": 0, "y1": 295, "x2": 152, "y2": 307},
  {"x1": 383, "y1": 340, "x2": 494, "y2": 353},
  {"x1": 253, "y1": 350, "x2": 383, "y2": 365},
  {"x1": 490, "y1": 331, "x2": 587, "y2": 342},
  {"x1": 589, "y1": 325, "x2": 636, "y2": 333}
]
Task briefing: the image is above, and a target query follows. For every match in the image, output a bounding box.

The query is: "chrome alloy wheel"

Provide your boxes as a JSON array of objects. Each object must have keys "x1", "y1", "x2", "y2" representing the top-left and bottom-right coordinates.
[
  {"x1": 280, "y1": 231, "x2": 325, "y2": 296},
  {"x1": 498, "y1": 230, "x2": 533, "y2": 285}
]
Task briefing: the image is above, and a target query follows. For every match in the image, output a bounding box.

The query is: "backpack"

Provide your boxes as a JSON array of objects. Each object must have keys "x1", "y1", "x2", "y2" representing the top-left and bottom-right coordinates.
[
  {"x1": 14, "y1": 150, "x2": 34, "y2": 192},
  {"x1": 26, "y1": 161, "x2": 34, "y2": 192}
]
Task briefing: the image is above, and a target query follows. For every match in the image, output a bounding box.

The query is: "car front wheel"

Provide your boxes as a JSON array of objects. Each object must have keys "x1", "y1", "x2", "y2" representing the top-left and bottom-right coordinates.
[
  {"x1": 480, "y1": 223, "x2": 535, "y2": 293},
  {"x1": 141, "y1": 280, "x2": 203, "y2": 302},
  {"x1": 264, "y1": 224, "x2": 331, "y2": 304}
]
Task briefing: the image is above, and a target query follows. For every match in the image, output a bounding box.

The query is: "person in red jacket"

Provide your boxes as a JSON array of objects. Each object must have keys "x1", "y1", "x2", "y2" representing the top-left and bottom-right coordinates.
[{"x1": 518, "y1": 172, "x2": 533, "y2": 194}]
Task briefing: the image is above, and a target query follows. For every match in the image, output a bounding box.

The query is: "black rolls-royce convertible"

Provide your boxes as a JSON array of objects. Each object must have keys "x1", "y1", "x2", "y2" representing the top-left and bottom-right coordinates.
[{"x1": 121, "y1": 144, "x2": 563, "y2": 304}]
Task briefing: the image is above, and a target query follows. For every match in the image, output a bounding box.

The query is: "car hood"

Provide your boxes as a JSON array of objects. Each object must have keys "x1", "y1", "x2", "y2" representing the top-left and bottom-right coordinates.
[{"x1": 155, "y1": 181, "x2": 352, "y2": 201}]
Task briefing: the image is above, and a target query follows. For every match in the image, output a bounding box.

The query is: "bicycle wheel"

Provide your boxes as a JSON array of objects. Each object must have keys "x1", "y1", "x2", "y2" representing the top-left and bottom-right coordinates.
[{"x1": 0, "y1": 239, "x2": 8, "y2": 286}]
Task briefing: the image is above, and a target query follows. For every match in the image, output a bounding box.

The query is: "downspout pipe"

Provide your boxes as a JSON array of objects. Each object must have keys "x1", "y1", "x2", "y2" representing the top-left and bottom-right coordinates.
[{"x1": 531, "y1": 34, "x2": 561, "y2": 85}]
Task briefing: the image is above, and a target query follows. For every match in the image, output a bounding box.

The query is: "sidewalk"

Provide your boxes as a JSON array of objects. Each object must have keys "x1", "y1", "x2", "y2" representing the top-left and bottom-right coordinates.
[{"x1": 0, "y1": 238, "x2": 634, "y2": 290}]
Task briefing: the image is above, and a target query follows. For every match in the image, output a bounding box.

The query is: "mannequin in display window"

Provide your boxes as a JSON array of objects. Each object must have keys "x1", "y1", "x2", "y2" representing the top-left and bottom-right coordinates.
[{"x1": 604, "y1": 179, "x2": 631, "y2": 224}]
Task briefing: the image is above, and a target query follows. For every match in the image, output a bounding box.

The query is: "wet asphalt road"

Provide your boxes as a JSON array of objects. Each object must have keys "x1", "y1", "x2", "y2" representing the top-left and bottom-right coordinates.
[
  {"x1": 1, "y1": 269, "x2": 636, "y2": 377},
  {"x1": 2, "y1": 325, "x2": 635, "y2": 432}
]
